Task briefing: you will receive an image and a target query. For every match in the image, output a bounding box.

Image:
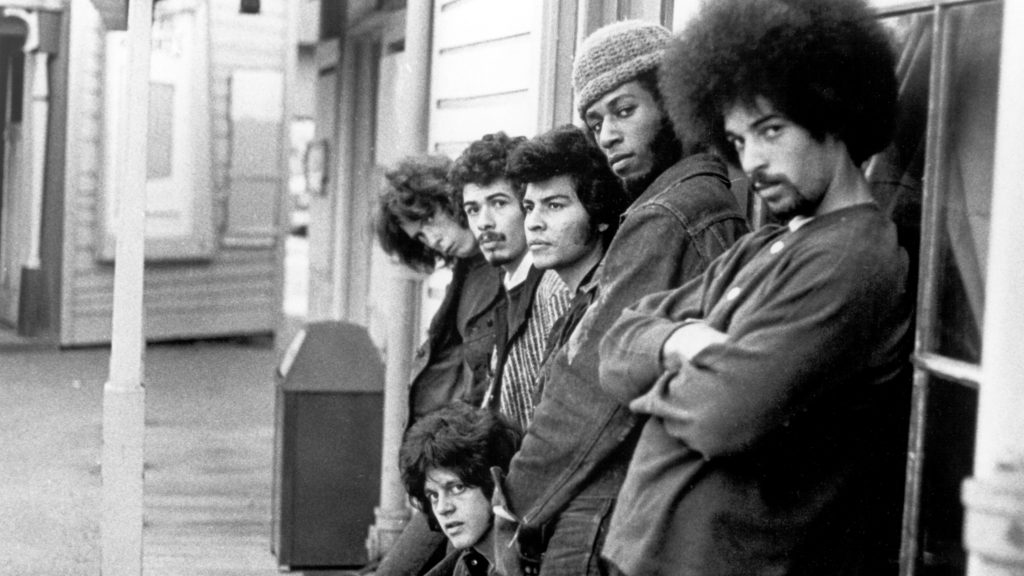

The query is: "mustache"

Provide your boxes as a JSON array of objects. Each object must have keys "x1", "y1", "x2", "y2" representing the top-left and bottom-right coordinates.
[
  {"x1": 749, "y1": 171, "x2": 785, "y2": 190},
  {"x1": 477, "y1": 232, "x2": 506, "y2": 243}
]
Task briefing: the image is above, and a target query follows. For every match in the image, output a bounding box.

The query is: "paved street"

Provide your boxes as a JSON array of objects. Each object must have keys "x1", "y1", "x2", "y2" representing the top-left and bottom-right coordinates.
[{"x1": 0, "y1": 339, "x2": 284, "y2": 575}]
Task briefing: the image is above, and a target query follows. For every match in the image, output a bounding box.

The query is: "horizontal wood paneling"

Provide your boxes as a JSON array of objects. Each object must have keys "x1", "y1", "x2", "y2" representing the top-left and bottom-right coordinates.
[
  {"x1": 429, "y1": 0, "x2": 543, "y2": 155},
  {"x1": 60, "y1": 0, "x2": 289, "y2": 346}
]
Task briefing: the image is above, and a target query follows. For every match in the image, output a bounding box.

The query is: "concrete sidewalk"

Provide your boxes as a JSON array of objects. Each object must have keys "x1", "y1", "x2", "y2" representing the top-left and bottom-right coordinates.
[{"x1": 0, "y1": 338, "x2": 283, "y2": 575}]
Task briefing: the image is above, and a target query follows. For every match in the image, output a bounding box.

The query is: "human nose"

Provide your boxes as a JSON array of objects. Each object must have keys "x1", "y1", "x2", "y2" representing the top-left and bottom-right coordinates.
[
  {"x1": 422, "y1": 228, "x2": 443, "y2": 250},
  {"x1": 524, "y1": 208, "x2": 543, "y2": 231},
  {"x1": 739, "y1": 139, "x2": 766, "y2": 177},
  {"x1": 435, "y1": 493, "x2": 455, "y2": 516},
  {"x1": 476, "y1": 206, "x2": 495, "y2": 230},
  {"x1": 597, "y1": 117, "x2": 621, "y2": 149}
]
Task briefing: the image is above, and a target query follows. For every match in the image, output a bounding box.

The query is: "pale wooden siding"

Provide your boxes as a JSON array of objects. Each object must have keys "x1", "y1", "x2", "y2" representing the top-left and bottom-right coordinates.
[
  {"x1": 428, "y1": 0, "x2": 544, "y2": 155},
  {"x1": 60, "y1": 0, "x2": 289, "y2": 346}
]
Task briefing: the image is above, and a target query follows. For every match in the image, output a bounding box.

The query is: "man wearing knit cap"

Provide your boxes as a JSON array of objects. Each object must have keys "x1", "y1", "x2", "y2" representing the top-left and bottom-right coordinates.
[
  {"x1": 599, "y1": 0, "x2": 911, "y2": 574},
  {"x1": 490, "y1": 19, "x2": 747, "y2": 576}
]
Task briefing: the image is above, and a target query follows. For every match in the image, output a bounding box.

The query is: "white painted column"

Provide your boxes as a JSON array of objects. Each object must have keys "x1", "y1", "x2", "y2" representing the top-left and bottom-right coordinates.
[
  {"x1": 25, "y1": 50, "x2": 47, "y2": 272},
  {"x1": 962, "y1": 1, "x2": 1024, "y2": 574},
  {"x1": 101, "y1": 0, "x2": 152, "y2": 574},
  {"x1": 367, "y1": 0, "x2": 433, "y2": 562}
]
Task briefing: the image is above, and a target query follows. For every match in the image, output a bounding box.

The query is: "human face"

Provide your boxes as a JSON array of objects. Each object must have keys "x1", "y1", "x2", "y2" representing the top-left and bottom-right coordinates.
[
  {"x1": 583, "y1": 81, "x2": 665, "y2": 188},
  {"x1": 461, "y1": 180, "x2": 527, "y2": 269},
  {"x1": 424, "y1": 468, "x2": 493, "y2": 551},
  {"x1": 724, "y1": 97, "x2": 845, "y2": 221},
  {"x1": 523, "y1": 175, "x2": 603, "y2": 291},
  {"x1": 398, "y1": 210, "x2": 477, "y2": 259}
]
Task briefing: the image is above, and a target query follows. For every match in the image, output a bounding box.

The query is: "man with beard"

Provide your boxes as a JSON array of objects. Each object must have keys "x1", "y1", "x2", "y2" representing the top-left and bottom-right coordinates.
[
  {"x1": 599, "y1": 1, "x2": 912, "y2": 574},
  {"x1": 491, "y1": 20, "x2": 748, "y2": 576}
]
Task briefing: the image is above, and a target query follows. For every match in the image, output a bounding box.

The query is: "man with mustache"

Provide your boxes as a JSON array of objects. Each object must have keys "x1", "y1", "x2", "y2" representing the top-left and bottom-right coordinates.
[
  {"x1": 450, "y1": 132, "x2": 571, "y2": 431},
  {"x1": 491, "y1": 21, "x2": 748, "y2": 576},
  {"x1": 599, "y1": 0, "x2": 912, "y2": 574},
  {"x1": 375, "y1": 154, "x2": 502, "y2": 423}
]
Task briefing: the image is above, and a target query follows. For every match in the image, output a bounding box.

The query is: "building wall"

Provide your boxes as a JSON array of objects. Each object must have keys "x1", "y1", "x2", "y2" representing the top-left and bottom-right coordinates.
[
  {"x1": 59, "y1": 0, "x2": 288, "y2": 345},
  {"x1": 428, "y1": 0, "x2": 544, "y2": 156}
]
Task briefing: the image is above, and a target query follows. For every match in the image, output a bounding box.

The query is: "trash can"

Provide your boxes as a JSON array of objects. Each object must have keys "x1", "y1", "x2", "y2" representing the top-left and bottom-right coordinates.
[{"x1": 271, "y1": 321, "x2": 384, "y2": 570}]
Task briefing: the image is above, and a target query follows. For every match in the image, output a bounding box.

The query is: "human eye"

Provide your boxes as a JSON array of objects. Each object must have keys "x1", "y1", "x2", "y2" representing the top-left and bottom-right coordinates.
[
  {"x1": 492, "y1": 197, "x2": 509, "y2": 209},
  {"x1": 522, "y1": 201, "x2": 535, "y2": 213},
  {"x1": 463, "y1": 204, "x2": 478, "y2": 217},
  {"x1": 614, "y1": 103, "x2": 636, "y2": 118},
  {"x1": 760, "y1": 122, "x2": 785, "y2": 140},
  {"x1": 727, "y1": 136, "x2": 744, "y2": 154},
  {"x1": 426, "y1": 490, "x2": 439, "y2": 505},
  {"x1": 586, "y1": 119, "x2": 602, "y2": 136},
  {"x1": 547, "y1": 201, "x2": 564, "y2": 211},
  {"x1": 450, "y1": 483, "x2": 466, "y2": 496}
]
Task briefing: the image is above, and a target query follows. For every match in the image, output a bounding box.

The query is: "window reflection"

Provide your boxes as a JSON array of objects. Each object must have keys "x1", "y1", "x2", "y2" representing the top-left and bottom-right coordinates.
[{"x1": 933, "y1": 3, "x2": 1001, "y2": 363}]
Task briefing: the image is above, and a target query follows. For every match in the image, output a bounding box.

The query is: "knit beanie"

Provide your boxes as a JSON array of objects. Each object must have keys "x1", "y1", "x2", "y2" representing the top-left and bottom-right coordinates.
[{"x1": 572, "y1": 20, "x2": 672, "y2": 119}]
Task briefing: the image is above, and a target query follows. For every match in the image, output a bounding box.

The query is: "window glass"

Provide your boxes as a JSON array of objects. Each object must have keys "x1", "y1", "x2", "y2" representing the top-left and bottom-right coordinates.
[
  {"x1": 932, "y1": 2, "x2": 1001, "y2": 363},
  {"x1": 869, "y1": 11, "x2": 932, "y2": 300}
]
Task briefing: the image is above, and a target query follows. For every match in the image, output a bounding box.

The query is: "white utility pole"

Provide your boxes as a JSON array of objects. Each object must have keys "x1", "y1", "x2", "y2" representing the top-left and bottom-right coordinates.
[{"x1": 101, "y1": 0, "x2": 152, "y2": 574}]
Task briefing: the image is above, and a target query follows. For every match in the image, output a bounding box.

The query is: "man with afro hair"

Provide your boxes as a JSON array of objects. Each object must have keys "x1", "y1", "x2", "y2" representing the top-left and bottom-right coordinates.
[
  {"x1": 490, "y1": 20, "x2": 747, "y2": 576},
  {"x1": 598, "y1": 0, "x2": 913, "y2": 574}
]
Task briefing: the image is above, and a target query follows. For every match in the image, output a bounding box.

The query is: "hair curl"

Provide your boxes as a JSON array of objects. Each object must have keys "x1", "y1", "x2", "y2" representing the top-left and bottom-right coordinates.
[
  {"x1": 507, "y1": 124, "x2": 629, "y2": 248},
  {"x1": 399, "y1": 402, "x2": 522, "y2": 531},
  {"x1": 375, "y1": 155, "x2": 464, "y2": 272},
  {"x1": 449, "y1": 132, "x2": 528, "y2": 206},
  {"x1": 660, "y1": 0, "x2": 899, "y2": 165}
]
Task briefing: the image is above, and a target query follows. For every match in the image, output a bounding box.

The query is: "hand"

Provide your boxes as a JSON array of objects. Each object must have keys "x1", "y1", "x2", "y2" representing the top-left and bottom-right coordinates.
[{"x1": 661, "y1": 322, "x2": 727, "y2": 371}]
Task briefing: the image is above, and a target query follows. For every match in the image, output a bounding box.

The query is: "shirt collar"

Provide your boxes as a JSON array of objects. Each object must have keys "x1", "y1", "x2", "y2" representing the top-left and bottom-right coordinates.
[{"x1": 503, "y1": 251, "x2": 533, "y2": 290}]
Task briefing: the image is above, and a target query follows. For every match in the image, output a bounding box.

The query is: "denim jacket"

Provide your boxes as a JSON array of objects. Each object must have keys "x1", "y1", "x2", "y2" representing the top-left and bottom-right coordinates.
[{"x1": 498, "y1": 154, "x2": 749, "y2": 539}]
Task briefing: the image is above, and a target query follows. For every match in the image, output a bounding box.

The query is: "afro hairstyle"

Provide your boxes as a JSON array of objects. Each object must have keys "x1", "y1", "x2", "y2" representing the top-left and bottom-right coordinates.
[
  {"x1": 398, "y1": 402, "x2": 522, "y2": 532},
  {"x1": 660, "y1": 0, "x2": 899, "y2": 166},
  {"x1": 375, "y1": 154, "x2": 463, "y2": 273},
  {"x1": 507, "y1": 124, "x2": 630, "y2": 248}
]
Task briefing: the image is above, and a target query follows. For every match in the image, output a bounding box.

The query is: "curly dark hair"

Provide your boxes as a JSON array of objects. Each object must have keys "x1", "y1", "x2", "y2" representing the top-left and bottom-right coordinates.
[
  {"x1": 660, "y1": 0, "x2": 899, "y2": 166},
  {"x1": 507, "y1": 124, "x2": 629, "y2": 248},
  {"x1": 375, "y1": 155, "x2": 465, "y2": 273},
  {"x1": 399, "y1": 402, "x2": 522, "y2": 532},
  {"x1": 449, "y1": 132, "x2": 528, "y2": 206}
]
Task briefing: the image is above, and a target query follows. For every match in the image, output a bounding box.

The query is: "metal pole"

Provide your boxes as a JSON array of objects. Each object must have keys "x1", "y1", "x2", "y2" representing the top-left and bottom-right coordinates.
[
  {"x1": 368, "y1": 0, "x2": 433, "y2": 561},
  {"x1": 962, "y1": 1, "x2": 1024, "y2": 574},
  {"x1": 101, "y1": 0, "x2": 152, "y2": 574}
]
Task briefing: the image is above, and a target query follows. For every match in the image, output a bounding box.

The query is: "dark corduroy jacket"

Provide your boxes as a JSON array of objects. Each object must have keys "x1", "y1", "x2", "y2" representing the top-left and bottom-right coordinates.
[{"x1": 600, "y1": 205, "x2": 913, "y2": 576}]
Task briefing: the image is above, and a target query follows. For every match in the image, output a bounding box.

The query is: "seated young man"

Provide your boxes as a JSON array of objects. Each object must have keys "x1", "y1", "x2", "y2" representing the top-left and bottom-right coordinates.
[{"x1": 399, "y1": 402, "x2": 523, "y2": 576}]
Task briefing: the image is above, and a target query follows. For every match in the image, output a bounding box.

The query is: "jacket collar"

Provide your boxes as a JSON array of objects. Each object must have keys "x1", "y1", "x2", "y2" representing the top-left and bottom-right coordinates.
[{"x1": 622, "y1": 153, "x2": 730, "y2": 222}]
